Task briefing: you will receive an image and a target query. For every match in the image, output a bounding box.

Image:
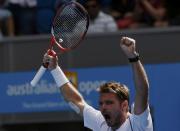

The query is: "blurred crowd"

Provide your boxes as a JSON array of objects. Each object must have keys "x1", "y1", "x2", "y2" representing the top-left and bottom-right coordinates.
[{"x1": 0, "y1": 0, "x2": 179, "y2": 37}]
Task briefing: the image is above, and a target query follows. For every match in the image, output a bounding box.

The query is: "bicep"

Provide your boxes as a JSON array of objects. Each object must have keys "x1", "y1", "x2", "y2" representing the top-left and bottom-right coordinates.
[
  {"x1": 132, "y1": 62, "x2": 149, "y2": 115},
  {"x1": 134, "y1": 92, "x2": 148, "y2": 115}
]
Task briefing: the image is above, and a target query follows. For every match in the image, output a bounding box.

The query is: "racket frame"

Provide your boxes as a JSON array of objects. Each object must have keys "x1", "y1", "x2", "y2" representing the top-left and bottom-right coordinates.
[{"x1": 31, "y1": 1, "x2": 89, "y2": 87}]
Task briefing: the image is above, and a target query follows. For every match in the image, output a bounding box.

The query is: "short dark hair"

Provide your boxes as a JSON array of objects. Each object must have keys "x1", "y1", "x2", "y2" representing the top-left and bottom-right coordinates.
[
  {"x1": 98, "y1": 81, "x2": 130, "y2": 102},
  {"x1": 83, "y1": 0, "x2": 100, "y2": 5}
]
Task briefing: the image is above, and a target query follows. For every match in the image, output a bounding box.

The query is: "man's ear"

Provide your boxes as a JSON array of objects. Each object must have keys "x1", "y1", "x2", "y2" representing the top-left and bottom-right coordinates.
[{"x1": 121, "y1": 100, "x2": 129, "y2": 112}]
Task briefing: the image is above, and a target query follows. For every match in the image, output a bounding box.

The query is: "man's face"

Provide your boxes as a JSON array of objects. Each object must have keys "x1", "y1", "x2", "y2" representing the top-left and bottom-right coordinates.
[
  {"x1": 99, "y1": 93, "x2": 124, "y2": 128},
  {"x1": 85, "y1": 1, "x2": 100, "y2": 20}
]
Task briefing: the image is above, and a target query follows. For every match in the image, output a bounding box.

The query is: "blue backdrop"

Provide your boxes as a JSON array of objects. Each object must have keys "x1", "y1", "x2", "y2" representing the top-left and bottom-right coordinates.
[{"x1": 0, "y1": 63, "x2": 180, "y2": 131}]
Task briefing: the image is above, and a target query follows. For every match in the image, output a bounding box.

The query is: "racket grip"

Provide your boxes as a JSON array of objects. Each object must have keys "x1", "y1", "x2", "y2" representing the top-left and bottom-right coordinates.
[{"x1": 30, "y1": 65, "x2": 47, "y2": 87}]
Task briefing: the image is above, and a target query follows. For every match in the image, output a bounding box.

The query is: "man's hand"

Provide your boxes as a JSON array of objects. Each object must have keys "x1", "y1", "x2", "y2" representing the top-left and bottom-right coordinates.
[
  {"x1": 120, "y1": 37, "x2": 138, "y2": 58},
  {"x1": 43, "y1": 52, "x2": 58, "y2": 70}
]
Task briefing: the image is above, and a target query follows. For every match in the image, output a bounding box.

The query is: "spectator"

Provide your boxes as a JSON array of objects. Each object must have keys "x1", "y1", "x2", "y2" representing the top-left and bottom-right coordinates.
[
  {"x1": 35, "y1": 0, "x2": 56, "y2": 34},
  {"x1": 7, "y1": 0, "x2": 37, "y2": 35},
  {"x1": 0, "y1": 0, "x2": 14, "y2": 37},
  {"x1": 83, "y1": 0, "x2": 118, "y2": 34},
  {"x1": 165, "y1": 0, "x2": 180, "y2": 26},
  {"x1": 132, "y1": 0, "x2": 168, "y2": 28},
  {"x1": 110, "y1": 0, "x2": 136, "y2": 29}
]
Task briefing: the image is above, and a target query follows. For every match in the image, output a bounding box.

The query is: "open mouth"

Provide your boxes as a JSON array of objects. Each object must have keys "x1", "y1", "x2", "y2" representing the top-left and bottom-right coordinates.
[{"x1": 104, "y1": 114, "x2": 111, "y2": 121}]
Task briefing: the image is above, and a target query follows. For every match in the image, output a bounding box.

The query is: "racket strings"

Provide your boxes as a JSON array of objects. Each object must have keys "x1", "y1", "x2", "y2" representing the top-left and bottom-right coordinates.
[
  {"x1": 53, "y1": 5, "x2": 88, "y2": 49},
  {"x1": 60, "y1": 7, "x2": 86, "y2": 44}
]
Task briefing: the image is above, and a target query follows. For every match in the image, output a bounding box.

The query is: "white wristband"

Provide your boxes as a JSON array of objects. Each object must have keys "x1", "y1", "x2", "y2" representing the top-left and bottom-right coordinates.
[{"x1": 50, "y1": 66, "x2": 69, "y2": 87}]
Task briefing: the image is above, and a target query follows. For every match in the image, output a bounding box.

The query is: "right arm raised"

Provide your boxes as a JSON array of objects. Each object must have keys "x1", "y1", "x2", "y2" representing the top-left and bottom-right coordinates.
[
  {"x1": 43, "y1": 53, "x2": 86, "y2": 116},
  {"x1": 60, "y1": 82, "x2": 86, "y2": 115}
]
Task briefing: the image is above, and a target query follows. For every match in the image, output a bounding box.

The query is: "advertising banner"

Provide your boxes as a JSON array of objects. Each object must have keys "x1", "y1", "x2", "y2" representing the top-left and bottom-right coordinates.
[{"x1": 0, "y1": 66, "x2": 133, "y2": 113}]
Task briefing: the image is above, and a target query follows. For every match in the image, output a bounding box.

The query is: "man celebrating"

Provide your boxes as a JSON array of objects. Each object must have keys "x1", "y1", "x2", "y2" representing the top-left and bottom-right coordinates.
[{"x1": 43, "y1": 36, "x2": 153, "y2": 131}]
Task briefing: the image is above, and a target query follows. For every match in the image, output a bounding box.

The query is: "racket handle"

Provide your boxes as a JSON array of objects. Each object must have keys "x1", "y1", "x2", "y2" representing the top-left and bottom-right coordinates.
[{"x1": 30, "y1": 65, "x2": 47, "y2": 87}]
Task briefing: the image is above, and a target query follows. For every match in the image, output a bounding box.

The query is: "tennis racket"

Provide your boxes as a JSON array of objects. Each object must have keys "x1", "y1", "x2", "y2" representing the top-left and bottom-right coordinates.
[{"x1": 31, "y1": 1, "x2": 89, "y2": 87}]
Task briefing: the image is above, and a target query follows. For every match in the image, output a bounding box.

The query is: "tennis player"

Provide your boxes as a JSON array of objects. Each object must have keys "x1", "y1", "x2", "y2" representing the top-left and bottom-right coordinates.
[{"x1": 43, "y1": 36, "x2": 153, "y2": 131}]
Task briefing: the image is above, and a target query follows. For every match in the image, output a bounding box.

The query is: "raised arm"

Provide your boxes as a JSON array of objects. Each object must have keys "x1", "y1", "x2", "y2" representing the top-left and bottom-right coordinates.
[
  {"x1": 43, "y1": 53, "x2": 86, "y2": 115},
  {"x1": 139, "y1": 0, "x2": 166, "y2": 20},
  {"x1": 120, "y1": 37, "x2": 149, "y2": 115}
]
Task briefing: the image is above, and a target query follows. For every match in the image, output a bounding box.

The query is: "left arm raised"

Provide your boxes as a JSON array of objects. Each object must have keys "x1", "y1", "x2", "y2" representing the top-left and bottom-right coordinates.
[
  {"x1": 120, "y1": 37, "x2": 149, "y2": 115},
  {"x1": 131, "y1": 60, "x2": 149, "y2": 115}
]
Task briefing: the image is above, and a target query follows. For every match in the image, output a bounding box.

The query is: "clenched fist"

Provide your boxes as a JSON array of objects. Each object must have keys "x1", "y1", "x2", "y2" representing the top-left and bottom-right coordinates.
[
  {"x1": 120, "y1": 37, "x2": 138, "y2": 58},
  {"x1": 43, "y1": 51, "x2": 58, "y2": 70}
]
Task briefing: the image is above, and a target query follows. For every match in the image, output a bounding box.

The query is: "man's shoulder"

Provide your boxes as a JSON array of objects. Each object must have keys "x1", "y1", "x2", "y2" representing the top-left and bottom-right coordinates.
[
  {"x1": 83, "y1": 104, "x2": 107, "y2": 130},
  {"x1": 130, "y1": 106, "x2": 153, "y2": 131}
]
